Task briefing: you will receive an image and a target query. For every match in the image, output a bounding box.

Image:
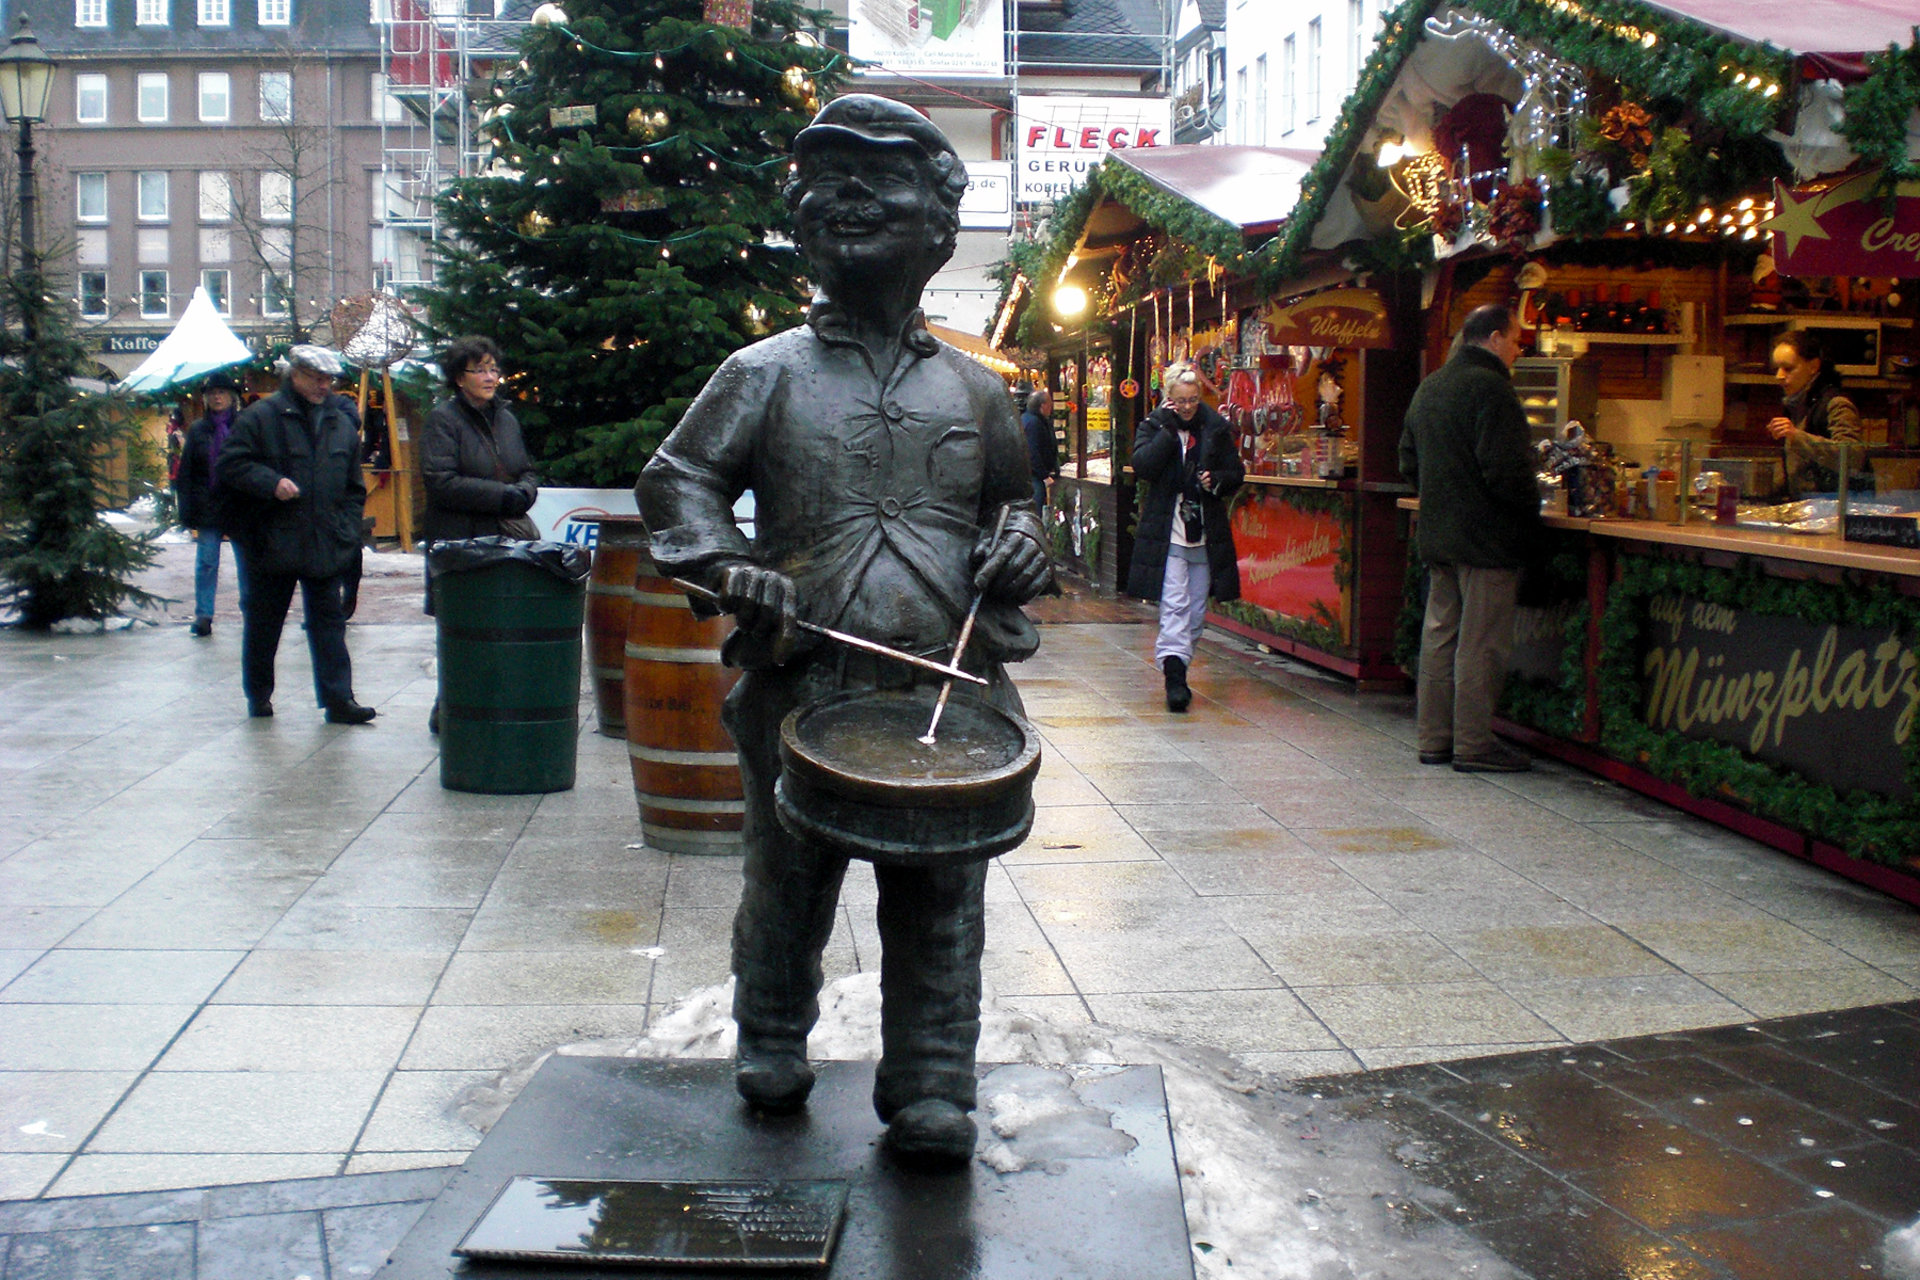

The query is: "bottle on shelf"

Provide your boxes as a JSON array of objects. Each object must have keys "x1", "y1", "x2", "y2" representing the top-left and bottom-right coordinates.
[{"x1": 1571, "y1": 289, "x2": 1593, "y2": 333}]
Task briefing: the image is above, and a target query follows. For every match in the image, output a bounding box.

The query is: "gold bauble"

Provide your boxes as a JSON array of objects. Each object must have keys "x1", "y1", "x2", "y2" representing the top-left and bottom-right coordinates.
[
  {"x1": 519, "y1": 210, "x2": 552, "y2": 238},
  {"x1": 779, "y1": 65, "x2": 810, "y2": 106},
  {"x1": 627, "y1": 107, "x2": 669, "y2": 141}
]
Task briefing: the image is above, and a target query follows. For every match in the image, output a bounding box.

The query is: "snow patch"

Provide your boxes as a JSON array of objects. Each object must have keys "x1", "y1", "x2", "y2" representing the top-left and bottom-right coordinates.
[{"x1": 1886, "y1": 1217, "x2": 1920, "y2": 1280}]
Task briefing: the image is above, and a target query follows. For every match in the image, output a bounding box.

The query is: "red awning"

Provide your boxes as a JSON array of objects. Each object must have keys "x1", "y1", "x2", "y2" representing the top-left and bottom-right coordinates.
[
  {"x1": 1109, "y1": 145, "x2": 1322, "y2": 237},
  {"x1": 1642, "y1": 0, "x2": 1918, "y2": 62}
]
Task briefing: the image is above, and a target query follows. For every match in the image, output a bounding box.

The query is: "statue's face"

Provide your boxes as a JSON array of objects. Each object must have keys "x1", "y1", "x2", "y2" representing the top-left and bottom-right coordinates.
[{"x1": 793, "y1": 140, "x2": 937, "y2": 280}]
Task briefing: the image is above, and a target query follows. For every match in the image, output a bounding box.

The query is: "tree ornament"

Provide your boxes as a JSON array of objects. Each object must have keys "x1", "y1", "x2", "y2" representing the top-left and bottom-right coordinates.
[
  {"x1": 779, "y1": 65, "x2": 810, "y2": 106},
  {"x1": 628, "y1": 107, "x2": 670, "y2": 140},
  {"x1": 519, "y1": 210, "x2": 552, "y2": 237},
  {"x1": 703, "y1": 0, "x2": 752, "y2": 29}
]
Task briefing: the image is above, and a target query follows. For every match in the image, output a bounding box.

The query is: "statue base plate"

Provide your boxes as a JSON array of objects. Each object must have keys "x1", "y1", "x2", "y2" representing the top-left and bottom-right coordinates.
[{"x1": 376, "y1": 1057, "x2": 1193, "y2": 1279}]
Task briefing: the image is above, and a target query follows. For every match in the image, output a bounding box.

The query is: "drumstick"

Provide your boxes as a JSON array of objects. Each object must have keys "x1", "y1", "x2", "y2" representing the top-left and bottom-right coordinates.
[
  {"x1": 919, "y1": 505, "x2": 1012, "y2": 745},
  {"x1": 670, "y1": 578, "x2": 988, "y2": 687}
]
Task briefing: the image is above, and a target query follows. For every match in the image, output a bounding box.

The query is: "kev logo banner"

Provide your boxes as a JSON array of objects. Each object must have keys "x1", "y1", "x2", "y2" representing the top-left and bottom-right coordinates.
[{"x1": 1228, "y1": 489, "x2": 1346, "y2": 637}]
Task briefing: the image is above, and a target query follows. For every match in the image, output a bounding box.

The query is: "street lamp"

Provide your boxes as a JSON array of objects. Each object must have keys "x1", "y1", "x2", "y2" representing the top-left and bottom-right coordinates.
[{"x1": 0, "y1": 15, "x2": 56, "y2": 339}]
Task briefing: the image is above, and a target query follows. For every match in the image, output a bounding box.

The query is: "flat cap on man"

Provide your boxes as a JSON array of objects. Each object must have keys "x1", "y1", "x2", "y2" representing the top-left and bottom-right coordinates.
[
  {"x1": 793, "y1": 94, "x2": 960, "y2": 168},
  {"x1": 286, "y1": 344, "x2": 345, "y2": 377}
]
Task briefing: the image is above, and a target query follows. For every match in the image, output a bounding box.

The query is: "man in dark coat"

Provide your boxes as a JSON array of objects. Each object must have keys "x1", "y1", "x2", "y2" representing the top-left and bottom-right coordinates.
[
  {"x1": 216, "y1": 345, "x2": 376, "y2": 725},
  {"x1": 173, "y1": 369, "x2": 247, "y2": 636},
  {"x1": 1124, "y1": 363, "x2": 1244, "y2": 711},
  {"x1": 1020, "y1": 388, "x2": 1057, "y2": 512},
  {"x1": 1397, "y1": 304, "x2": 1539, "y2": 772},
  {"x1": 638, "y1": 95, "x2": 1050, "y2": 1166}
]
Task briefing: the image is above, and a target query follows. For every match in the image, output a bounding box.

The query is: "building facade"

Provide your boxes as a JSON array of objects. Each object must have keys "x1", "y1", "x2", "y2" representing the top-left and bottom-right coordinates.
[
  {"x1": 21, "y1": 0, "x2": 398, "y2": 376},
  {"x1": 1221, "y1": 0, "x2": 1391, "y2": 152}
]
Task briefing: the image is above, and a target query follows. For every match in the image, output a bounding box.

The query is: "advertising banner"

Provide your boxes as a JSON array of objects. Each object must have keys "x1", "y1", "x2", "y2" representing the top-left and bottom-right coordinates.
[
  {"x1": 1640, "y1": 594, "x2": 1919, "y2": 798},
  {"x1": 1015, "y1": 95, "x2": 1171, "y2": 202},
  {"x1": 1261, "y1": 287, "x2": 1394, "y2": 350},
  {"x1": 528, "y1": 489, "x2": 753, "y2": 550},
  {"x1": 959, "y1": 160, "x2": 1013, "y2": 230},
  {"x1": 1764, "y1": 169, "x2": 1920, "y2": 279},
  {"x1": 849, "y1": 0, "x2": 1005, "y2": 79},
  {"x1": 1230, "y1": 489, "x2": 1346, "y2": 637}
]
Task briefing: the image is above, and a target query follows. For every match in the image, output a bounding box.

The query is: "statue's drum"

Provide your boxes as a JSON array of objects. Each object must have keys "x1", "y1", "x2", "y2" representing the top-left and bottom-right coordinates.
[{"x1": 774, "y1": 689, "x2": 1040, "y2": 865}]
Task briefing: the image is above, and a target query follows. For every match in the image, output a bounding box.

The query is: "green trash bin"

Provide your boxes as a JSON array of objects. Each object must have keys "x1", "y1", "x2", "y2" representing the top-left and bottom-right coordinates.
[{"x1": 432, "y1": 538, "x2": 591, "y2": 794}]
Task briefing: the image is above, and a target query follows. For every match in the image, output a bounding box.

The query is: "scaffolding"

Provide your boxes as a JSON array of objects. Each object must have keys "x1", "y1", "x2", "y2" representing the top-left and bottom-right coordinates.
[{"x1": 375, "y1": 0, "x2": 523, "y2": 292}]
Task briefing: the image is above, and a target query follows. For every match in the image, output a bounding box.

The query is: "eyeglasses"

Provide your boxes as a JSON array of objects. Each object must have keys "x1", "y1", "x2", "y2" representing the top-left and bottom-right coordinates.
[{"x1": 466, "y1": 364, "x2": 502, "y2": 377}]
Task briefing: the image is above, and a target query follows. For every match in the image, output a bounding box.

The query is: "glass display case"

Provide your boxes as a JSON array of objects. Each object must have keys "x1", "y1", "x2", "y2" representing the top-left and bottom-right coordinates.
[{"x1": 1512, "y1": 356, "x2": 1600, "y2": 444}]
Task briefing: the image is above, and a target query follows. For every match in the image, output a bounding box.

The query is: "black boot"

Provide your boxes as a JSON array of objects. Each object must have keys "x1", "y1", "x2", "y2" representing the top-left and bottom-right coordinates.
[{"x1": 1163, "y1": 656, "x2": 1191, "y2": 713}]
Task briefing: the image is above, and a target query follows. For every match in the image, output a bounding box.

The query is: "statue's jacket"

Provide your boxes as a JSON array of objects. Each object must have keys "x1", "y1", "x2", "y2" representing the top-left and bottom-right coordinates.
[{"x1": 640, "y1": 304, "x2": 1042, "y2": 670}]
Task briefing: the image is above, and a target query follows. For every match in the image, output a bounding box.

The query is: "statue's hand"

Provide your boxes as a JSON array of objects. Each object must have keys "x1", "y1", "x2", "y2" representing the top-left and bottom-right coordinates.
[
  {"x1": 718, "y1": 564, "x2": 799, "y2": 665},
  {"x1": 972, "y1": 526, "x2": 1051, "y2": 604}
]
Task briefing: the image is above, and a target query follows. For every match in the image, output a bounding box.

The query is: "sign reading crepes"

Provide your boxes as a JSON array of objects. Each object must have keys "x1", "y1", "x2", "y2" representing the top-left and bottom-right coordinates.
[
  {"x1": 1016, "y1": 95, "x2": 1170, "y2": 202},
  {"x1": 1261, "y1": 287, "x2": 1392, "y2": 350},
  {"x1": 1640, "y1": 594, "x2": 1919, "y2": 799},
  {"x1": 1763, "y1": 169, "x2": 1920, "y2": 280}
]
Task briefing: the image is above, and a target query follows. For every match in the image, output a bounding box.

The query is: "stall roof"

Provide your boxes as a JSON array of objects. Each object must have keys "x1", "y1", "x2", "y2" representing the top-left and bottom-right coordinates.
[
  {"x1": 119, "y1": 287, "x2": 252, "y2": 394},
  {"x1": 1642, "y1": 0, "x2": 1919, "y2": 61},
  {"x1": 1109, "y1": 146, "x2": 1322, "y2": 237}
]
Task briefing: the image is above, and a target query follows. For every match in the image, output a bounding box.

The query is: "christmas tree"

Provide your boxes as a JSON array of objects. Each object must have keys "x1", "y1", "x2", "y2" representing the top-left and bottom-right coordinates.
[
  {"x1": 420, "y1": 0, "x2": 844, "y2": 486},
  {"x1": 0, "y1": 265, "x2": 160, "y2": 628}
]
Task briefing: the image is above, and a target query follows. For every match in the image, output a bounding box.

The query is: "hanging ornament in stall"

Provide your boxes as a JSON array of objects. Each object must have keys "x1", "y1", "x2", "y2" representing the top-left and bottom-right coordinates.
[
  {"x1": 1119, "y1": 304, "x2": 1140, "y2": 402},
  {"x1": 1149, "y1": 292, "x2": 1164, "y2": 392}
]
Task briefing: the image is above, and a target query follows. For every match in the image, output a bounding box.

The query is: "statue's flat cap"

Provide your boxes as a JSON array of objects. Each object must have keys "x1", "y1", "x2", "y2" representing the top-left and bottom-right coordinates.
[{"x1": 793, "y1": 94, "x2": 957, "y2": 164}]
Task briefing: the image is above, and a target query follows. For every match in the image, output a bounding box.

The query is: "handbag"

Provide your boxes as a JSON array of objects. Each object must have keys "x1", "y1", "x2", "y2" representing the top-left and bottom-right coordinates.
[{"x1": 501, "y1": 514, "x2": 541, "y2": 542}]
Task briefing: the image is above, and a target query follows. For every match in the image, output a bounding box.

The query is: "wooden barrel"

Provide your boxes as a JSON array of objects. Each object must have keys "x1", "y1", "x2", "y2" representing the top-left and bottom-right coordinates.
[
  {"x1": 623, "y1": 558, "x2": 744, "y2": 854},
  {"x1": 585, "y1": 516, "x2": 649, "y2": 738}
]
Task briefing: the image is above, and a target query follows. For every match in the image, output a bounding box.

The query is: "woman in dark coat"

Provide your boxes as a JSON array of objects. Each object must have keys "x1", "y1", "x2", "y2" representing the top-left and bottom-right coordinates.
[
  {"x1": 419, "y1": 335, "x2": 539, "y2": 732},
  {"x1": 173, "y1": 370, "x2": 247, "y2": 636},
  {"x1": 1124, "y1": 362, "x2": 1244, "y2": 712}
]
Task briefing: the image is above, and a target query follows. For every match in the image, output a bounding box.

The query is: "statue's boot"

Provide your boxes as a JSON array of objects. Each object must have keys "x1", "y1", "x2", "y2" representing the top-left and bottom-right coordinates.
[
  {"x1": 735, "y1": 1050, "x2": 815, "y2": 1113},
  {"x1": 883, "y1": 1098, "x2": 977, "y2": 1165}
]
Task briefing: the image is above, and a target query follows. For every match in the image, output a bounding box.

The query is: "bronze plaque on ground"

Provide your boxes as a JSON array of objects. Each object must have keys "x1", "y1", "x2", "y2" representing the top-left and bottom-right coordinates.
[{"x1": 454, "y1": 1177, "x2": 849, "y2": 1268}]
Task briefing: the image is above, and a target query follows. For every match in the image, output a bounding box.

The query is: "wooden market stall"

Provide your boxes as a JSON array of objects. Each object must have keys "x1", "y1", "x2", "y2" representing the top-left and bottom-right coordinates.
[{"x1": 1274, "y1": 0, "x2": 1920, "y2": 888}]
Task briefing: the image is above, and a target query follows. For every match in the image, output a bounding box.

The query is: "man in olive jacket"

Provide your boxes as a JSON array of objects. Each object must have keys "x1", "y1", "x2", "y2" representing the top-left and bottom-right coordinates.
[
  {"x1": 1397, "y1": 304, "x2": 1539, "y2": 773},
  {"x1": 216, "y1": 345, "x2": 376, "y2": 724}
]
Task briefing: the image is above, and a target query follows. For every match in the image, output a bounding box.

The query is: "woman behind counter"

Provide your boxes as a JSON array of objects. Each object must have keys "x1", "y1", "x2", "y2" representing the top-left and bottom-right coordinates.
[
  {"x1": 1124, "y1": 362, "x2": 1244, "y2": 713},
  {"x1": 420, "y1": 335, "x2": 540, "y2": 731},
  {"x1": 1766, "y1": 330, "x2": 1862, "y2": 496}
]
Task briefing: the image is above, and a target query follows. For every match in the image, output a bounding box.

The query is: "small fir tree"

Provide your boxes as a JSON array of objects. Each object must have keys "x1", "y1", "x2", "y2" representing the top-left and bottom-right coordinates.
[
  {"x1": 0, "y1": 267, "x2": 160, "y2": 629},
  {"x1": 420, "y1": 0, "x2": 844, "y2": 486}
]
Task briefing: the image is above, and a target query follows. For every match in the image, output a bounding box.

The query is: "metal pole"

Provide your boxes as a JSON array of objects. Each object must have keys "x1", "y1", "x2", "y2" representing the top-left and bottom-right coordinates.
[{"x1": 17, "y1": 115, "x2": 36, "y2": 342}]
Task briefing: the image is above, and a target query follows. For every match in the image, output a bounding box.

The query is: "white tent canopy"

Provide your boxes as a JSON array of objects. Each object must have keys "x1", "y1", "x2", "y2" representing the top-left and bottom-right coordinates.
[{"x1": 118, "y1": 286, "x2": 253, "y2": 393}]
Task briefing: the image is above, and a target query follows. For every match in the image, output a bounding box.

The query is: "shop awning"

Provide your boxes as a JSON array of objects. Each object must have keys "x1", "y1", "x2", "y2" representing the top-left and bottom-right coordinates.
[
  {"x1": 928, "y1": 322, "x2": 1022, "y2": 376},
  {"x1": 118, "y1": 287, "x2": 252, "y2": 393},
  {"x1": 1642, "y1": 0, "x2": 1920, "y2": 64},
  {"x1": 1108, "y1": 146, "x2": 1323, "y2": 237}
]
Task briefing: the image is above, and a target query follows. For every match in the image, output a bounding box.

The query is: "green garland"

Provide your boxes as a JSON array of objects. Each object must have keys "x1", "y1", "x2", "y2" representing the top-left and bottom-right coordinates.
[
  {"x1": 1098, "y1": 160, "x2": 1248, "y2": 267},
  {"x1": 1841, "y1": 38, "x2": 1920, "y2": 188},
  {"x1": 1597, "y1": 552, "x2": 1920, "y2": 864}
]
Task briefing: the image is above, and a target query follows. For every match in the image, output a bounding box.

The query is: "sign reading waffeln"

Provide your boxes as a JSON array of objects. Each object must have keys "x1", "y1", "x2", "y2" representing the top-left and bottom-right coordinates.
[
  {"x1": 1762, "y1": 169, "x2": 1920, "y2": 280},
  {"x1": 959, "y1": 160, "x2": 1012, "y2": 230},
  {"x1": 849, "y1": 0, "x2": 1005, "y2": 79},
  {"x1": 1016, "y1": 95, "x2": 1170, "y2": 202},
  {"x1": 1261, "y1": 287, "x2": 1393, "y2": 350}
]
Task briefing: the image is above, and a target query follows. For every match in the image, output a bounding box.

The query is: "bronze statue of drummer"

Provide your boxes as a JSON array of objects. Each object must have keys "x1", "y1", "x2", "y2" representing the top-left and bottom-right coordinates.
[{"x1": 637, "y1": 95, "x2": 1051, "y2": 1164}]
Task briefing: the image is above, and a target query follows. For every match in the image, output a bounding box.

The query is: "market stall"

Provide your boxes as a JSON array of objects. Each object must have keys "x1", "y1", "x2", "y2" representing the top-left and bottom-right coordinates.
[{"x1": 1281, "y1": 0, "x2": 1920, "y2": 887}]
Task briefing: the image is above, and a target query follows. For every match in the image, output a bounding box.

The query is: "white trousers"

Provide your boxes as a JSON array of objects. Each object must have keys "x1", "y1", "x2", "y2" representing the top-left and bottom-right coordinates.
[{"x1": 1155, "y1": 545, "x2": 1211, "y2": 665}]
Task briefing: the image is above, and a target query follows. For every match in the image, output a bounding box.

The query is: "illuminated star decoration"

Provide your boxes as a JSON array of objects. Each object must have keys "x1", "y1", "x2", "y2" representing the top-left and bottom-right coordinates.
[{"x1": 1755, "y1": 180, "x2": 1831, "y2": 257}]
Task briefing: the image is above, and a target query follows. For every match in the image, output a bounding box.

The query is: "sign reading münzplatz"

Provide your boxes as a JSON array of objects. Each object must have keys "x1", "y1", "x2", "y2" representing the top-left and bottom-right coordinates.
[{"x1": 1640, "y1": 594, "x2": 1919, "y2": 798}]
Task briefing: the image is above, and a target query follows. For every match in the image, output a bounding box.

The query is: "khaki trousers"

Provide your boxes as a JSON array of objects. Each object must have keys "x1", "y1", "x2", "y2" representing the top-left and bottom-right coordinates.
[{"x1": 1416, "y1": 563, "x2": 1520, "y2": 759}]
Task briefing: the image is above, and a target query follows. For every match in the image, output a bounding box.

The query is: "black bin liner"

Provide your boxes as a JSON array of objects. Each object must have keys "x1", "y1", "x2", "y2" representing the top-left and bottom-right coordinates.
[{"x1": 427, "y1": 536, "x2": 591, "y2": 583}]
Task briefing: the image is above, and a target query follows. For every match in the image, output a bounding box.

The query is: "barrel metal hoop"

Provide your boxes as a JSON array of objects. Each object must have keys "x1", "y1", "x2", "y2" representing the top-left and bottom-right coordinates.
[
  {"x1": 586, "y1": 583, "x2": 638, "y2": 598},
  {"x1": 591, "y1": 664, "x2": 625, "y2": 681},
  {"x1": 628, "y1": 742, "x2": 737, "y2": 767},
  {"x1": 632, "y1": 590, "x2": 694, "y2": 609},
  {"x1": 624, "y1": 643, "x2": 723, "y2": 664},
  {"x1": 636, "y1": 793, "x2": 747, "y2": 815}
]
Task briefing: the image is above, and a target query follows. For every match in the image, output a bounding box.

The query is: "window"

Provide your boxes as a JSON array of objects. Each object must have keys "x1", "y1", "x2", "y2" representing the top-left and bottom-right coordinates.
[
  {"x1": 199, "y1": 0, "x2": 230, "y2": 24},
  {"x1": 78, "y1": 272, "x2": 109, "y2": 318},
  {"x1": 260, "y1": 171, "x2": 293, "y2": 222},
  {"x1": 369, "y1": 0, "x2": 392, "y2": 21},
  {"x1": 198, "y1": 172, "x2": 232, "y2": 221},
  {"x1": 138, "y1": 227, "x2": 170, "y2": 264},
  {"x1": 138, "y1": 171, "x2": 170, "y2": 221},
  {"x1": 76, "y1": 172, "x2": 108, "y2": 222},
  {"x1": 77, "y1": 229, "x2": 108, "y2": 264},
  {"x1": 259, "y1": 70, "x2": 292, "y2": 122},
  {"x1": 75, "y1": 73, "x2": 108, "y2": 123},
  {"x1": 1281, "y1": 35, "x2": 1296, "y2": 135},
  {"x1": 1306, "y1": 18, "x2": 1322, "y2": 122},
  {"x1": 140, "y1": 270, "x2": 171, "y2": 318},
  {"x1": 258, "y1": 0, "x2": 290, "y2": 23},
  {"x1": 200, "y1": 269, "x2": 231, "y2": 314},
  {"x1": 75, "y1": 0, "x2": 107, "y2": 27},
  {"x1": 1348, "y1": 0, "x2": 1364, "y2": 89},
  {"x1": 1232, "y1": 67, "x2": 1246, "y2": 144},
  {"x1": 261, "y1": 271, "x2": 290, "y2": 317},
  {"x1": 198, "y1": 72, "x2": 230, "y2": 122},
  {"x1": 138, "y1": 0, "x2": 169, "y2": 24},
  {"x1": 138, "y1": 72, "x2": 169, "y2": 123},
  {"x1": 370, "y1": 72, "x2": 406, "y2": 122},
  {"x1": 1254, "y1": 55, "x2": 1268, "y2": 145},
  {"x1": 199, "y1": 227, "x2": 230, "y2": 261}
]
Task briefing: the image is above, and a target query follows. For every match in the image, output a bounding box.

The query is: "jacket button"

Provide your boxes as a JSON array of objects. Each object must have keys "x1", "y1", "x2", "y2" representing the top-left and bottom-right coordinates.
[
  {"x1": 879, "y1": 497, "x2": 903, "y2": 518},
  {"x1": 883, "y1": 401, "x2": 904, "y2": 420}
]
